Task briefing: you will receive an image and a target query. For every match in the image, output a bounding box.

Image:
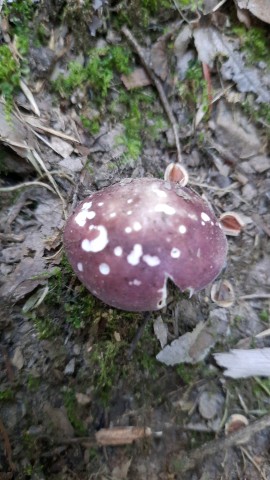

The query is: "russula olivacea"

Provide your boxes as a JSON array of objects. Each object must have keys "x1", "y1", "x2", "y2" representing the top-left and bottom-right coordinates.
[{"x1": 63, "y1": 178, "x2": 228, "y2": 312}]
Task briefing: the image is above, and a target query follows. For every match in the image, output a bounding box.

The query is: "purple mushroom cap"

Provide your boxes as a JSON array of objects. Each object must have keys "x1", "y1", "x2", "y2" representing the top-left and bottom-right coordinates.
[{"x1": 63, "y1": 178, "x2": 228, "y2": 311}]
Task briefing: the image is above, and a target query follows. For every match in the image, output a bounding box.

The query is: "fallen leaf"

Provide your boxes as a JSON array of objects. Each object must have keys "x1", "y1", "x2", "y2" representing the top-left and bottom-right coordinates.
[
  {"x1": 121, "y1": 68, "x2": 151, "y2": 90},
  {"x1": 153, "y1": 316, "x2": 168, "y2": 348},
  {"x1": 214, "y1": 348, "x2": 270, "y2": 378},
  {"x1": 151, "y1": 38, "x2": 168, "y2": 81},
  {"x1": 236, "y1": 0, "x2": 270, "y2": 24},
  {"x1": 157, "y1": 309, "x2": 229, "y2": 366}
]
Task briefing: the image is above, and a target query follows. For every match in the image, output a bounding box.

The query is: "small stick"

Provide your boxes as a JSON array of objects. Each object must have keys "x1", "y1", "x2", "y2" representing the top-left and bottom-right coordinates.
[
  {"x1": 0, "y1": 418, "x2": 15, "y2": 472},
  {"x1": 178, "y1": 413, "x2": 270, "y2": 472},
  {"x1": 127, "y1": 312, "x2": 151, "y2": 359},
  {"x1": 121, "y1": 26, "x2": 182, "y2": 164},
  {"x1": 240, "y1": 446, "x2": 268, "y2": 480},
  {"x1": 239, "y1": 294, "x2": 270, "y2": 300}
]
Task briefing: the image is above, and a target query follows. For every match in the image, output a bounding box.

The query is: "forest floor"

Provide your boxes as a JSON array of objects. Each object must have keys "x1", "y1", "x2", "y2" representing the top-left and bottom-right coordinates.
[{"x1": 1, "y1": 1, "x2": 270, "y2": 479}]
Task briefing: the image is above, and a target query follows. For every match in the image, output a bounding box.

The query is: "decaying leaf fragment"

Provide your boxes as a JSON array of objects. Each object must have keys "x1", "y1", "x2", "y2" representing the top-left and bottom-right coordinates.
[{"x1": 214, "y1": 348, "x2": 270, "y2": 378}]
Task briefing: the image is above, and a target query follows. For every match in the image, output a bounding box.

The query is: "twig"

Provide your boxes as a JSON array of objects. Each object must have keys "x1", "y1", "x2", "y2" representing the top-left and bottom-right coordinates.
[
  {"x1": 121, "y1": 26, "x2": 182, "y2": 163},
  {"x1": 240, "y1": 446, "x2": 268, "y2": 480},
  {"x1": 127, "y1": 312, "x2": 151, "y2": 359},
  {"x1": 0, "y1": 418, "x2": 15, "y2": 472},
  {"x1": 0, "y1": 181, "x2": 56, "y2": 194},
  {"x1": 239, "y1": 294, "x2": 270, "y2": 300},
  {"x1": 178, "y1": 414, "x2": 270, "y2": 472}
]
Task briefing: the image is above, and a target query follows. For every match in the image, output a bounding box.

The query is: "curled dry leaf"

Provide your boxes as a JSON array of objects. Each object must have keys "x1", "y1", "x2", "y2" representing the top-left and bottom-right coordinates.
[
  {"x1": 211, "y1": 280, "x2": 235, "y2": 308},
  {"x1": 164, "y1": 162, "x2": 189, "y2": 186},
  {"x1": 219, "y1": 211, "x2": 245, "y2": 236},
  {"x1": 225, "y1": 414, "x2": 249, "y2": 435}
]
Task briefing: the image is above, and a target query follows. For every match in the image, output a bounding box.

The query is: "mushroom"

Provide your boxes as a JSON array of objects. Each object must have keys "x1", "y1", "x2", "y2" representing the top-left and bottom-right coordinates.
[{"x1": 63, "y1": 178, "x2": 227, "y2": 312}]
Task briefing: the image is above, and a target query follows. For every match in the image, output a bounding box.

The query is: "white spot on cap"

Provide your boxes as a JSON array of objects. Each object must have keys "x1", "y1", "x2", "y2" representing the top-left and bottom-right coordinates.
[
  {"x1": 197, "y1": 248, "x2": 201, "y2": 258},
  {"x1": 99, "y1": 263, "x2": 110, "y2": 275},
  {"x1": 171, "y1": 248, "x2": 181, "y2": 259},
  {"x1": 77, "y1": 262, "x2": 83, "y2": 272},
  {"x1": 125, "y1": 227, "x2": 132, "y2": 234},
  {"x1": 75, "y1": 207, "x2": 95, "y2": 226},
  {"x1": 98, "y1": 202, "x2": 104, "y2": 207},
  {"x1": 127, "y1": 244, "x2": 143, "y2": 266},
  {"x1": 81, "y1": 225, "x2": 108, "y2": 252},
  {"x1": 188, "y1": 213, "x2": 198, "y2": 221},
  {"x1": 127, "y1": 210, "x2": 133, "y2": 215},
  {"x1": 201, "y1": 221, "x2": 205, "y2": 226},
  {"x1": 129, "y1": 279, "x2": 142, "y2": 286},
  {"x1": 114, "y1": 246, "x2": 123, "y2": 256},
  {"x1": 110, "y1": 212, "x2": 116, "y2": 218},
  {"x1": 155, "y1": 204, "x2": 175, "y2": 215},
  {"x1": 201, "y1": 212, "x2": 211, "y2": 222},
  {"x1": 152, "y1": 184, "x2": 167, "y2": 198},
  {"x1": 127, "y1": 199, "x2": 133, "y2": 204},
  {"x1": 133, "y1": 221, "x2": 142, "y2": 231},
  {"x1": 142, "y1": 255, "x2": 160, "y2": 267},
  {"x1": 82, "y1": 202, "x2": 92, "y2": 210},
  {"x1": 179, "y1": 225, "x2": 187, "y2": 234},
  {"x1": 87, "y1": 211, "x2": 96, "y2": 220},
  {"x1": 75, "y1": 211, "x2": 88, "y2": 227}
]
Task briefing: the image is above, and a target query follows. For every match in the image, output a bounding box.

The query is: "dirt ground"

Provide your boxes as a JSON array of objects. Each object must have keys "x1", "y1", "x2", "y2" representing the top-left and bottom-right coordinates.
[{"x1": 1, "y1": 1, "x2": 270, "y2": 479}]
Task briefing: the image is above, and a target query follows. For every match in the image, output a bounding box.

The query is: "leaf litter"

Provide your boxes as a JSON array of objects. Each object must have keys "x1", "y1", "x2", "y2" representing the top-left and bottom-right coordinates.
[{"x1": 1, "y1": 1, "x2": 270, "y2": 478}]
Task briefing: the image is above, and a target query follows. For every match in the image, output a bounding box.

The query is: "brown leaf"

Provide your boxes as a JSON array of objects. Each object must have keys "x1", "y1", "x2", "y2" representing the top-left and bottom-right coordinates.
[
  {"x1": 121, "y1": 68, "x2": 151, "y2": 90},
  {"x1": 150, "y1": 38, "x2": 168, "y2": 81}
]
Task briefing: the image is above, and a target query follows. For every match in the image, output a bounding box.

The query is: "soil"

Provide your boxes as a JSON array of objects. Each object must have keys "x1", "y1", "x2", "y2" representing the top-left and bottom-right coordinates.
[{"x1": 1, "y1": 1, "x2": 270, "y2": 479}]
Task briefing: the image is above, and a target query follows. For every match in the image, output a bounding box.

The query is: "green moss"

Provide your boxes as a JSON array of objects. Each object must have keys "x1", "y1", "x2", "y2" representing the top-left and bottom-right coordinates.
[
  {"x1": 53, "y1": 46, "x2": 131, "y2": 101},
  {"x1": 242, "y1": 98, "x2": 270, "y2": 126},
  {"x1": 81, "y1": 115, "x2": 100, "y2": 135},
  {"x1": 27, "y1": 375, "x2": 41, "y2": 391},
  {"x1": 259, "y1": 310, "x2": 269, "y2": 322},
  {"x1": 63, "y1": 389, "x2": 87, "y2": 435},
  {"x1": 0, "y1": 45, "x2": 20, "y2": 112},
  {"x1": 64, "y1": 287, "x2": 97, "y2": 329},
  {"x1": 233, "y1": 26, "x2": 270, "y2": 65},
  {"x1": 31, "y1": 313, "x2": 60, "y2": 340},
  {"x1": 0, "y1": 388, "x2": 14, "y2": 401},
  {"x1": 114, "y1": 89, "x2": 157, "y2": 160},
  {"x1": 178, "y1": 60, "x2": 208, "y2": 117}
]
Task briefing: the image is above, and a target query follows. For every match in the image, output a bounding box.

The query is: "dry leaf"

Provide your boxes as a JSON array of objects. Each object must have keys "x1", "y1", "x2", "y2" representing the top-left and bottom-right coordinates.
[
  {"x1": 214, "y1": 348, "x2": 270, "y2": 378},
  {"x1": 153, "y1": 316, "x2": 168, "y2": 348},
  {"x1": 151, "y1": 38, "x2": 168, "y2": 81},
  {"x1": 121, "y1": 68, "x2": 151, "y2": 90},
  {"x1": 236, "y1": 0, "x2": 270, "y2": 24},
  {"x1": 157, "y1": 309, "x2": 229, "y2": 366}
]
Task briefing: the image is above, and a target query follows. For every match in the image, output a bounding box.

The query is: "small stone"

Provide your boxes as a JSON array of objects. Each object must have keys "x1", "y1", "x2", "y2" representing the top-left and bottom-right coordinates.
[
  {"x1": 76, "y1": 392, "x2": 92, "y2": 406},
  {"x1": 11, "y1": 347, "x2": 24, "y2": 370},
  {"x1": 64, "y1": 358, "x2": 75, "y2": 375},
  {"x1": 199, "y1": 391, "x2": 224, "y2": 420}
]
